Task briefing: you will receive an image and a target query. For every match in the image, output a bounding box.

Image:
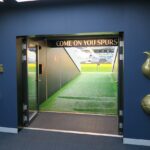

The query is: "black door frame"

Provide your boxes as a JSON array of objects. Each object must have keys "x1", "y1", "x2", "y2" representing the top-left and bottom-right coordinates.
[
  {"x1": 118, "y1": 32, "x2": 124, "y2": 134},
  {"x1": 21, "y1": 38, "x2": 39, "y2": 126},
  {"x1": 17, "y1": 32, "x2": 124, "y2": 134}
]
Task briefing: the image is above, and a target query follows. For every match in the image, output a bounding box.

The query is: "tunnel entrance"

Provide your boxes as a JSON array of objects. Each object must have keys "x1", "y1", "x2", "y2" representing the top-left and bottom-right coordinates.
[{"x1": 16, "y1": 32, "x2": 124, "y2": 136}]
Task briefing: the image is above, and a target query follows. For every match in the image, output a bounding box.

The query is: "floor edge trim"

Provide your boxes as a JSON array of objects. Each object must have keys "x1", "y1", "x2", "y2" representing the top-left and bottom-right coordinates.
[{"x1": 22, "y1": 127, "x2": 122, "y2": 138}]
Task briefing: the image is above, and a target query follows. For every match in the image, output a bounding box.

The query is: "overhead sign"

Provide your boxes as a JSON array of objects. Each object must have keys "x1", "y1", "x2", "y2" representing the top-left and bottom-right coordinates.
[{"x1": 48, "y1": 38, "x2": 118, "y2": 47}]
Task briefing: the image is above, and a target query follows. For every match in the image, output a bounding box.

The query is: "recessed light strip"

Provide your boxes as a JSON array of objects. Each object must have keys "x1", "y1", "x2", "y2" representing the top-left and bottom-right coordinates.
[{"x1": 16, "y1": 0, "x2": 38, "y2": 2}]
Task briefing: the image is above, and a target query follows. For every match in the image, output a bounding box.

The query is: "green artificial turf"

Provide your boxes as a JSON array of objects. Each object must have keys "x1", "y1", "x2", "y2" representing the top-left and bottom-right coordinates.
[{"x1": 40, "y1": 72, "x2": 118, "y2": 115}]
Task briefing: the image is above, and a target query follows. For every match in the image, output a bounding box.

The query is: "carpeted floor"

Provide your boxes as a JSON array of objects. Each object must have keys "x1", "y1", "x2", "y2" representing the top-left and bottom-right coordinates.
[
  {"x1": 0, "y1": 129, "x2": 149, "y2": 150},
  {"x1": 29, "y1": 112, "x2": 118, "y2": 135},
  {"x1": 40, "y1": 72, "x2": 117, "y2": 115}
]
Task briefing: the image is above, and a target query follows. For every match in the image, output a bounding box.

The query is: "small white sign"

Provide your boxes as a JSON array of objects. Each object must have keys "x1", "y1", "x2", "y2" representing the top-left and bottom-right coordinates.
[
  {"x1": 120, "y1": 54, "x2": 124, "y2": 60},
  {"x1": 22, "y1": 55, "x2": 26, "y2": 61},
  {"x1": 22, "y1": 44, "x2": 27, "y2": 50}
]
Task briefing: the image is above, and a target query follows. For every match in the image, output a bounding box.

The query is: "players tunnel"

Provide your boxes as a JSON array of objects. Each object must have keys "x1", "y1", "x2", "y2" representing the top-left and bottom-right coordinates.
[{"x1": 16, "y1": 32, "x2": 124, "y2": 136}]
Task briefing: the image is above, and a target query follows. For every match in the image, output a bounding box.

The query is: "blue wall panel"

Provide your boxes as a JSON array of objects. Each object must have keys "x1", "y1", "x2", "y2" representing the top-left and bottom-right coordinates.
[
  {"x1": 123, "y1": 3, "x2": 150, "y2": 139},
  {"x1": 0, "y1": 0, "x2": 150, "y2": 140}
]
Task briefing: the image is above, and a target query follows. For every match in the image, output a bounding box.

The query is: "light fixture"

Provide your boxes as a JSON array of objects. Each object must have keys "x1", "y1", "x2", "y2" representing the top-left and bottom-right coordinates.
[
  {"x1": 0, "y1": 0, "x2": 4, "y2": 2},
  {"x1": 16, "y1": 0, "x2": 38, "y2": 2}
]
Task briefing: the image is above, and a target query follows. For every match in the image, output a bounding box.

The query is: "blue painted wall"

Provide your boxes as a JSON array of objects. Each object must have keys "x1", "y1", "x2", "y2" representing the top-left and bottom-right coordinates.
[{"x1": 0, "y1": 0, "x2": 150, "y2": 140}]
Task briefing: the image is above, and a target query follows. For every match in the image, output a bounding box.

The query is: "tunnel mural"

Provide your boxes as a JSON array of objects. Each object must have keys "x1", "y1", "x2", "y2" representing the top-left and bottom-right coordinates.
[
  {"x1": 17, "y1": 35, "x2": 120, "y2": 134},
  {"x1": 39, "y1": 46, "x2": 118, "y2": 115}
]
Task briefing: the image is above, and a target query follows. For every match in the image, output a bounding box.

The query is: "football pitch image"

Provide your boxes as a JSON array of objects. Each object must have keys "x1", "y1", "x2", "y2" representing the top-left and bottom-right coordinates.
[
  {"x1": 40, "y1": 63, "x2": 117, "y2": 115},
  {"x1": 28, "y1": 64, "x2": 118, "y2": 115}
]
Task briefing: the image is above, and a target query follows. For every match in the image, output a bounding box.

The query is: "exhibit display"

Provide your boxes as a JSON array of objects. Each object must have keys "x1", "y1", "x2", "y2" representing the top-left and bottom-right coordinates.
[{"x1": 16, "y1": 33, "x2": 123, "y2": 135}]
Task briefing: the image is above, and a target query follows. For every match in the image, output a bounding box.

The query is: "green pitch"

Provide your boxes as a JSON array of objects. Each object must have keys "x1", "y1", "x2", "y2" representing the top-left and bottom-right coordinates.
[{"x1": 40, "y1": 72, "x2": 118, "y2": 115}]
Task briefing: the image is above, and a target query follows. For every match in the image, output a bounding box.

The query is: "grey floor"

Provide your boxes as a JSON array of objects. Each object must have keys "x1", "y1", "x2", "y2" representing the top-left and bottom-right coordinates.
[
  {"x1": 0, "y1": 129, "x2": 149, "y2": 150},
  {"x1": 29, "y1": 112, "x2": 118, "y2": 134}
]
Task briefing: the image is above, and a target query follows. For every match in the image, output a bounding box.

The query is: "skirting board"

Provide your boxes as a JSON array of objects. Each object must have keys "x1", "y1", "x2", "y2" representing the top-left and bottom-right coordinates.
[
  {"x1": 123, "y1": 138, "x2": 150, "y2": 147},
  {"x1": 0, "y1": 127, "x2": 18, "y2": 134}
]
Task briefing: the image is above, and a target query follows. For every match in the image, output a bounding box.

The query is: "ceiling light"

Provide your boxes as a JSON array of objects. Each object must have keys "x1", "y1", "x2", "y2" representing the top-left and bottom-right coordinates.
[
  {"x1": 0, "y1": 0, "x2": 4, "y2": 2},
  {"x1": 16, "y1": 0, "x2": 38, "y2": 2}
]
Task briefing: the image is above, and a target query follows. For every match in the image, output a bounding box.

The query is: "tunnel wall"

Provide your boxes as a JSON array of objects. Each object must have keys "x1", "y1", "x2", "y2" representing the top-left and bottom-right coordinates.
[
  {"x1": 38, "y1": 41, "x2": 47, "y2": 104},
  {"x1": 46, "y1": 47, "x2": 80, "y2": 98}
]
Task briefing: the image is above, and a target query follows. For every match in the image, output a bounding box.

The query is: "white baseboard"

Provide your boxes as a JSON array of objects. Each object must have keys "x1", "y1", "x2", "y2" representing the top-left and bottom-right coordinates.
[
  {"x1": 0, "y1": 127, "x2": 18, "y2": 134},
  {"x1": 123, "y1": 138, "x2": 150, "y2": 147}
]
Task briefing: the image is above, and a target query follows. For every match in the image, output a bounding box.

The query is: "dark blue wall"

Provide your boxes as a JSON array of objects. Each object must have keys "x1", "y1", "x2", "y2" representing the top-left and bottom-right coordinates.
[{"x1": 0, "y1": 0, "x2": 150, "y2": 140}]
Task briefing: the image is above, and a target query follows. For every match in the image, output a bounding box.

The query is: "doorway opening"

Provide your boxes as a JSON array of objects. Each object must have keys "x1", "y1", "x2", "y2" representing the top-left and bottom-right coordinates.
[
  {"x1": 40, "y1": 46, "x2": 118, "y2": 116},
  {"x1": 17, "y1": 32, "x2": 124, "y2": 136}
]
